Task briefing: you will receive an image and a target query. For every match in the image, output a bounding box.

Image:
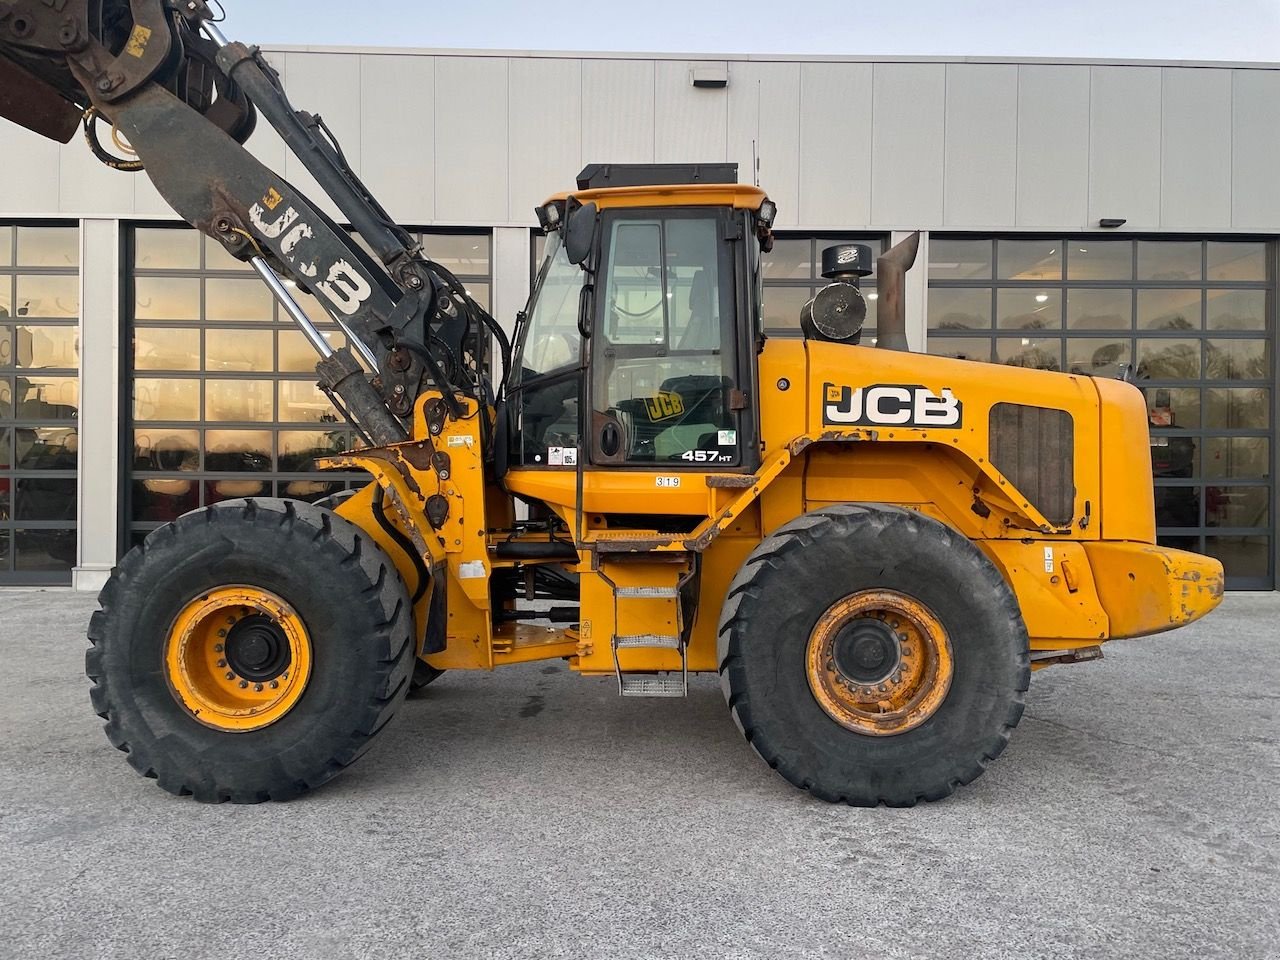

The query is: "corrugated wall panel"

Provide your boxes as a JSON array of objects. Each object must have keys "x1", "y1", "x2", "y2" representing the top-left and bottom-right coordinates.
[
  {"x1": 727, "y1": 62, "x2": 801, "y2": 226},
  {"x1": 1161, "y1": 68, "x2": 1232, "y2": 230},
  {"x1": 1089, "y1": 66, "x2": 1162, "y2": 228},
  {"x1": 581, "y1": 60, "x2": 656, "y2": 166},
  {"x1": 509, "y1": 58, "x2": 582, "y2": 217},
  {"x1": 360, "y1": 54, "x2": 436, "y2": 224},
  {"x1": 1015, "y1": 64, "x2": 1091, "y2": 228},
  {"x1": 871, "y1": 63, "x2": 945, "y2": 228},
  {"x1": 944, "y1": 64, "x2": 1018, "y2": 228},
  {"x1": 797, "y1": 63, "x2": 873, "y2": 228},
  {"x1": 654, "y1": 61, "x2": 728, "y2": 165},
  {"x1": 435, "y1": 57, "x2": 510, "y2": 223},
  {"x1": 1232, "y1": 69, "x2": 1280, "y2": 230}
]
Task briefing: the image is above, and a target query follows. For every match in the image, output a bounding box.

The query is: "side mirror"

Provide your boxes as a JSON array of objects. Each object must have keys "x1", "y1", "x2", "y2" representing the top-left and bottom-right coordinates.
[{"x1": 564, "y1": 200, "x2": 598, "y2": 266}]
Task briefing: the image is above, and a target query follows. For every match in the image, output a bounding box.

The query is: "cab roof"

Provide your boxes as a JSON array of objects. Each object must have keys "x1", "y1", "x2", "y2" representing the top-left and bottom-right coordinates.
[{"x1": 542, "y1": 182, "x2": 769, "y2": 211}]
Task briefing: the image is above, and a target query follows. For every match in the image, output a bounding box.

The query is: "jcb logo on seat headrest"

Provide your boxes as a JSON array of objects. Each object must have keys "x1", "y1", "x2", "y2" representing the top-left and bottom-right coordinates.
[{"x1": 823, "y1": 383, "x2": 963, "y2": 428}]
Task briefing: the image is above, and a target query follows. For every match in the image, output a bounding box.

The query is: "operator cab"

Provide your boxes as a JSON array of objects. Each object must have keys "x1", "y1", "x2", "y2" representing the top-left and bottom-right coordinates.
[{"x1": 506, "y1": 164, "x2": 774, "y2": 487}]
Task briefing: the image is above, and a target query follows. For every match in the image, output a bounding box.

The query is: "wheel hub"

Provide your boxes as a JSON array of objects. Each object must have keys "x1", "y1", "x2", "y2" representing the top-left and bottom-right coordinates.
[
  {"x1": 805, "y1": 589, "x2": 954, "y2": 737},
  {"x1": 225, "y1": 616, "x2": 291, "y2": 682},
  {"x1": 831, "y1": 619, "x2": 902, "y2": 686},
  {"x1": 164, "y1": 586, "x2": 312, "y2": 733}
]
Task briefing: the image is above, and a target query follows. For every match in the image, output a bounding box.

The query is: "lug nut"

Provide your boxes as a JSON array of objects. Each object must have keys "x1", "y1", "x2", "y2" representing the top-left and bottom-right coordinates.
[
  {"x1": 254, "y1": 684, "x2": 264, "y2": 693},
  {"x1": 214, "y1": 643, "x2": 224, "y2": 652},
  {"x1": 270, "y1": 681, "x2": 279, "y2": 690},
  {"x1": 217, "y1": 630, "x2": 227, "y2": 639},
  {"x1": 217, "y1": 659, "x2": 227, "y2": 668},
  {"x1": 239, "y1": 680, "x2": 249, "y2": 689},
  {"x1": 225, "y1": 671, "x2": 236, "y2": 680}
]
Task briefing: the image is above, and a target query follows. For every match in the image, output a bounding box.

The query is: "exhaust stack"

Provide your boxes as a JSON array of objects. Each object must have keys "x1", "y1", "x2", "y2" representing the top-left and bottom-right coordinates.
[{"x1": 876, "y1": 232, "x2": 920, "y2": 352}]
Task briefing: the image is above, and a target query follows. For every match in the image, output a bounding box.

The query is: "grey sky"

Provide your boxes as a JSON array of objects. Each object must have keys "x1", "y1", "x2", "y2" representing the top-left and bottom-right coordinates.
[{"x1": 218, "y1": 0, "x2": 1280, "y2": 61}]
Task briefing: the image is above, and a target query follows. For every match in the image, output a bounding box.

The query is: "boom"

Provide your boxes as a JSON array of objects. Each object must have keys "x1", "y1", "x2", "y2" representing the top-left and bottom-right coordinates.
[{"x1": 0, "y1": 0, "x2": 504, "y2": 446}]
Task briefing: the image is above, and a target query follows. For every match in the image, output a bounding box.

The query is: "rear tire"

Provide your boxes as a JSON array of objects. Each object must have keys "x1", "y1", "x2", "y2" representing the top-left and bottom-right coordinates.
[
  {"x1": 87, "y1": 498, "x2": 415, "y2": 803},
  {"x1": 717, "y1": 503, "x2": 1029, "y2": 806}
]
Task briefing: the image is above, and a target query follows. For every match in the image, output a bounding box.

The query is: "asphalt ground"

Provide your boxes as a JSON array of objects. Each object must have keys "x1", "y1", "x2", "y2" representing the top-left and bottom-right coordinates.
[{"x1": 1, "y1": 589, "x2": 1277, "y2": 960}]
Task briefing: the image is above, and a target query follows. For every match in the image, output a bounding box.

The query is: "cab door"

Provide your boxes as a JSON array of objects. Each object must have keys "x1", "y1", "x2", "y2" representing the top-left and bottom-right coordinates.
[{"x1": 588, "y1": 208, "x2": 757, "y2": 473}]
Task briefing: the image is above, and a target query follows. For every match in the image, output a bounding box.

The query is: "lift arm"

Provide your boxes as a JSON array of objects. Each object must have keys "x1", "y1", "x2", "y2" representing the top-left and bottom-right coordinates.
[{"x1": 0, "y1": 0, "x2": 504, "y2": 445}]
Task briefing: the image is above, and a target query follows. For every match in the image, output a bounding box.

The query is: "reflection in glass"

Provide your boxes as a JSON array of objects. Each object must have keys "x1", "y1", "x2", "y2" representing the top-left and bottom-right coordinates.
[
  {"x1": 1205, "y1": 388, "x2": 1270, "y2": 429},
  {"x1": 279, "y1": 381, "x2": 341, "y2": 423},
  {"x1": 1204, "y1": 535, "x2": 1270, "y2": 580},
  {"x1": 1206, "y1": 339, "x2": 1268, "y2": 381},
  {"x1": 206, "y1": 478, "x2": 271, "y2": 504},
  {"x1": 15, "y1": 427, "x2": 77, "y2": 469},
  {"x1": 133, "y1": 429, "x2": 199, "y2": 472},
  {"x1": 15, "y1": 276, "x2": 79, "y2": 318},
  {"x1": 279, "y1": 430, "x2": 349, "y2": 471},
  {"x1": 134, "y1": 378, "x2": 200, "y2": 421},
  {"x1": 14, "y1": 477, "x2": 76, "y2": 520},
  {"x1": 205, "y1": 430, "x2": 272, "y2": 472},
  {"x1": 13, "y1": 376, "x2": 78, "y2": 418},
  {"x1": 279, "y1": 479, "x2": 345, "y2": 503},
  {"x1": 1066, "y1": 289, "x2": 1131, "y2": 330},
  {"x1": 15, "y1": 227, "x2": 78, "y2": 268},
  {"x1": 15, "y1": 530, "x2": 76, "y2": 573},
  {"x1": 132, "y1": 477, "x2": 199, "y2": 523},
  {"x1": 205, "y1": 379, "x2": 273, "y2": 421},
  {"x1": 204, "y1": 236, "x2": 254, "y2": 272},
  {"x1": 466, "y1": 283, "x2": 491, "y2": 312},
  {"x1": 0, "y1": 530, "x2": 8, "y2": 568},
  {"x1": 1206, "y1": 485, "x2": 1269, "y2": 528},
  {"x1": 1203, "y1": 437, "x2": 1269, "y2": 481},
  {"x1": 207, "y1": 279, "x2": 273, "y2": 321},
  {"x1": 997, "y1": 290, "x2": 1061, "y2": 330},
  {"x1": 1154, "y1": 485, "x2": 1200, "y2": 532},
  {"x1": 134, "y1": 327, "x2": 200, "y2": 371},
  {"x1": 762, "y1": 286, "x2": 812, "y2": 331},
  {"x1": 279, "y1": 330, "x2": 335, "y2": 372},
  {"x1": 421, "y1": 233, "x2": 491, "y2": 276},
  {"x1": 1137, "y1": 241, "x2": 1201, "y2": 281},
  {"x1": 762, "y1": 239, "x2": 811, "y2": 280},
  {"x1": 1207, "y1": 290, "x2": 1266, "y2": 331},
  {"x1": 929, "y1": 288, "x2": 991, "y2": 330},
  {"x1": 1207, "y1": 242, "x2": 1267, "y2": 281},
  {"x1": 1144, "y1": 387, "x2": 1200, "y2": 428},
  {"x1": 929, "y1": 239, "x2": 992, "y2": 280},
  {"x1": 135, "y1": 277, "x2": 199, "y2": 320},
  {"x1": 1068, "y1": 241, "x2": 1132, "y2": 281},
  {"x1": 998, "y1": 240, "x2": 1061, "y2": 281},
  {"x1": 135, "y1": 228, "x2": 200, "y2": 270},
  {"x1": 1067, "y1": 338, "x2": 1132, "y2": 376},
  {"x1": 927, "y1": 337, "x2": 991, "y2": 362},
  {"x1": 998, "y1": 337, "x2": 1061, "y2": 370},
  {"x1": 1136, "y1": 339, "x2": 1201, "y2": 380},
  {"x1": 12, "y1": 325, "x2": 78, "y2": 368},
  {"x1": 1150, "y1": 433, "x2": 1197, "y2": 480},
  {"x1": 0, "y1": 288, "x2": 10, "y2": 323},
  {"x1": 1138, "y1": 289, "x2": 1201, "y2": 330},
  {"x1": 206, "y1": 329, "x2": 273, "y2": 372},
  {"x1": 0, "y1": 225, "x2": 11, "y2": 265}
]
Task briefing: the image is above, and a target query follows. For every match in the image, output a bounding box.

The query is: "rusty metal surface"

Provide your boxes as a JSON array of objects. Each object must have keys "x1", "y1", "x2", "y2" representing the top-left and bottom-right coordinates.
[
  {"x1": 874, "y1": 233, "x2": 919, "y2": 352},
  {"x1": 0, "y1": 53, "x2": 81, "y2": 141},
  {"x1": 705, "y1": 475, "x2": 756, "y2": 489}
]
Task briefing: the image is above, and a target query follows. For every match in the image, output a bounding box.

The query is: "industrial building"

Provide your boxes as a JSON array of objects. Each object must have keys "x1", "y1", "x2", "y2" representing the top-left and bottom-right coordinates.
[{"x1": 0, "y1": 47, "x2": 1275, "y2": 589}]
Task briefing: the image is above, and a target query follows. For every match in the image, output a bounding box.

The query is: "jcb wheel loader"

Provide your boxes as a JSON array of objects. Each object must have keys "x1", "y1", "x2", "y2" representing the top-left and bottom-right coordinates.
[{"x1": 0, "y1": 1, "x2": 1224, "y2": 805}]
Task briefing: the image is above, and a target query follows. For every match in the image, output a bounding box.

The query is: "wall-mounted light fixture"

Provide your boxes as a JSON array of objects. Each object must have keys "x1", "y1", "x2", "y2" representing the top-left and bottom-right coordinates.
[{"x1": 1099, "y1": 218, "x2": 1127, "y2": 229}]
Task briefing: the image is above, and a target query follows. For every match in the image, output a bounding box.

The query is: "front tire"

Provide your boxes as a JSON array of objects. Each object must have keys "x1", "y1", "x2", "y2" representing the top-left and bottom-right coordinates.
[
  {"x1": 87, "y1": 498, "x2": 415, "y2": 803},
  {"x1": 717, "y1": 504, "x2": 1029, "y2": 806}
]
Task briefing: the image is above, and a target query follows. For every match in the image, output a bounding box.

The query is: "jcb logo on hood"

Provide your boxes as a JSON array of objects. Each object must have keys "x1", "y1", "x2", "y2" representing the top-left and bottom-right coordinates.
[{"x1": 823, "y1": 383, "x2": 963, "y2": 428}]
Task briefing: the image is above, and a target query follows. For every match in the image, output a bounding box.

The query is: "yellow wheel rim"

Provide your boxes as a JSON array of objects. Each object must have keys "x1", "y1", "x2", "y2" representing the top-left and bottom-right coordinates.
[
  {"x1": 164, "y1": 586, "x2": 313, "y2": 733},
  {"x1": 805, "y1": 589, "x2": 953, "y2": 737}
]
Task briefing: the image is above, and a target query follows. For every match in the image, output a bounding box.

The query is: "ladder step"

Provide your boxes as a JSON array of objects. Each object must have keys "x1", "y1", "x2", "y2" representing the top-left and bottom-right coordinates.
[
  {"x1": 619, "y1": 674, "x2": 687, "y2": 698},
  {"x1": 615, "y1": 633, "x2": 682, "y2": 650},
  {"x1": 615, "y1": 586, "x2": 680, "y2": 599}
]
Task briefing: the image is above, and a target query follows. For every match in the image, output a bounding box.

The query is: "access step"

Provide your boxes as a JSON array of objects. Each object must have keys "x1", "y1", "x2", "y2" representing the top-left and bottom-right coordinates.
[
  {"x1": 615, "y1": 586, "x2": 680, "y2": 599},
  {"x1": 615, "y1": 633, "x2": 682, "y2": 650},
  {"x1": 619, "y1": 674, "x2": 688, "y2": 698}
]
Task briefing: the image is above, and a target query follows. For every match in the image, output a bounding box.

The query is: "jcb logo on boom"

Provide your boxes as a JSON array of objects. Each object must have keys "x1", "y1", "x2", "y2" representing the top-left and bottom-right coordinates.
[{"x1": 823, "y1": 383, "x2": 963, "y2": 428}]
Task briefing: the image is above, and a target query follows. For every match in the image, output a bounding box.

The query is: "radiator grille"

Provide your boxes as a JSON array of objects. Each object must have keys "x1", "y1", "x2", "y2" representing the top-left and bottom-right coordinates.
[{"x1": 989, "y1": 404, "x2": 1075, "y2": 526}]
